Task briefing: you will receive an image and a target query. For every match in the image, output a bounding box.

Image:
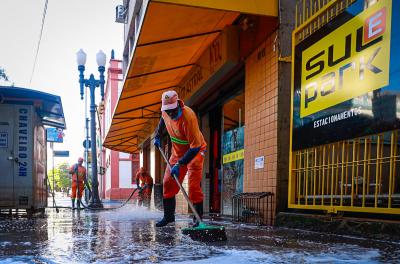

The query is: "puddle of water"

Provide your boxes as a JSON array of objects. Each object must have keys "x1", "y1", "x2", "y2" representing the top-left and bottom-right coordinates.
[
  {"x1": 0, "y1": 205, "x2": 399, "y2": 263},
  {"x1": 94, "y1": 205, "x2": 163, "y2": 221},
  {"x1": 161, "y1": 248, "x2": 382, "y2": 264}
]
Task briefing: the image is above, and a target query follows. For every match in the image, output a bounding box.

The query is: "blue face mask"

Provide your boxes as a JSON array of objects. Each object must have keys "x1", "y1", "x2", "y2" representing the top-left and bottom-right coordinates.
[
  {"x1": 173, "y1": 107, "x2": 182, "y2": 120},
  {"x1": 166, "y1": 105, "x2": 182, "y2": 120}
]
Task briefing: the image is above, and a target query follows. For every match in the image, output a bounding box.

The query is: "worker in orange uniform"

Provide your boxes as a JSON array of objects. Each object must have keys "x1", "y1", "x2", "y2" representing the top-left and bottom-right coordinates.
[
  {"x1": 69, "y1": 157, "x2": 87, "y2": 210},
  {"x1": 154, "y1": 90, "x2": 206, "y2": 227},
  {"x1": 135, "y1": 167, "x2": 153, "y2": 208}
]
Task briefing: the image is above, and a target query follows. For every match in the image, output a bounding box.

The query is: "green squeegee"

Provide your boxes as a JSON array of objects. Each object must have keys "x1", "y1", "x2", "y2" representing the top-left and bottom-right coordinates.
[
  {"x1": 181, "y1": 222, "x2": 227, "y2": 242},
  {"x1": 158, "y1": 146, "x2": 227, "y2": 242}
]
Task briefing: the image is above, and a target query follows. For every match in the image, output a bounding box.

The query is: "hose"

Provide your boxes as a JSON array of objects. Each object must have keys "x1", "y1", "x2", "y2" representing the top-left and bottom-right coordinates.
[
  {"x1": 79, "y1": 184, "x2": 145, "y2": 210},
  {"x1": 46, "y1": 177, "x2": 59, "y2": 213},
  {"x1": 47, "y1": 184, "x2": 147, "y2": 211}
]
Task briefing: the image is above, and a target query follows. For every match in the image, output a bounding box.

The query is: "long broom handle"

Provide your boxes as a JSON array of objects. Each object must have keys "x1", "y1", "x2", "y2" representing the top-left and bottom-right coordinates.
[{"x1": 158, "y1": 146, "x2": 202, "y2": 223}]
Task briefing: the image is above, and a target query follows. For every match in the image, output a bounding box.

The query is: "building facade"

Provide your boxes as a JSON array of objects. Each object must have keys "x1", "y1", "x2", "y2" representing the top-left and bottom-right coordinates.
[
  {"x1": 103, "y1": 0, "x2": 400, "y2": 224},
  {"x1": 104, "y1": 0, "x2": 290, "y2": 222},
  {"x1": 100, "y1": 55, "x2": 140, "y2": 200},
  {"x1": 289, "y1": 0, "x2": 400, "y2": 216}
]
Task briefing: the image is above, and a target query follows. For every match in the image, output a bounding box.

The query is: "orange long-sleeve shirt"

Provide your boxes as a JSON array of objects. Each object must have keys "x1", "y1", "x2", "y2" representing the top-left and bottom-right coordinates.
[
  {"x1": 69, "y1": 164, "x2": 86, "y2": 183},
  {"x1": 161, "y1": 100, "x2": 207, "y2": 157},
  {"x1": 135, "y1": 171, "x2": 153, "y2": 186}
]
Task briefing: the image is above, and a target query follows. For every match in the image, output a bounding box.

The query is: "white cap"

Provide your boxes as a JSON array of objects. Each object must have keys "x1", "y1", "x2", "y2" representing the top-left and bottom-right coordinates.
[{"x1": 161, "y1": 90, "x2": 179, "y2": 111}]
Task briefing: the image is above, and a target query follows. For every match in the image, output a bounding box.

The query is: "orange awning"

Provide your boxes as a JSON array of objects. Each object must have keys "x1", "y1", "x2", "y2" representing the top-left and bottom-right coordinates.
[
  {"x1": 104, "y1": 0, "x2": 277, "y2": 153},
  {"x1": 156, "y1": 0, "x2": 278, "y2": 17}
]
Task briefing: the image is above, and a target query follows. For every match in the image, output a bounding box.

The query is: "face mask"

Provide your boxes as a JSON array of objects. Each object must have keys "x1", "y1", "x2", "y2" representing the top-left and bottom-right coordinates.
[
  {"x1": 173, "y1": 107, "x2": 182, "y2": 120},
  {"x1": 166, "y1": 105, "x2": 182, "y2": 120}
]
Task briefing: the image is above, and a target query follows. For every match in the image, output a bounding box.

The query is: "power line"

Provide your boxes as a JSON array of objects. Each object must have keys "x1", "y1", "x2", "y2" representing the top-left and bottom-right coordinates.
[{"x1": 29, "y1": 0, "x2": 49, "y2": 86}]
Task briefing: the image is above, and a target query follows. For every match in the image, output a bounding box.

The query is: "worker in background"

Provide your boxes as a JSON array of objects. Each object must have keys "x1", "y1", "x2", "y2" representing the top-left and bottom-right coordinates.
[
  {"x1": 135, "y1": 167, "x2": 153, "y2": 208},
  {"x1": 69, "y1": 157, "x2": 87, "y2": 210},
  {"x1": 154, "y1": 90, "x2": 207, "y2": 227}
]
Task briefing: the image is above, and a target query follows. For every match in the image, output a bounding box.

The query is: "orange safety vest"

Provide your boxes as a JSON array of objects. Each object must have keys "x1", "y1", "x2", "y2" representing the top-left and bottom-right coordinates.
[
  {"x1": 161, "y1": 100, "x2": 207, "y2": 158},
  {"x1": 69, "y1": 164, "x2": 86, "y2": 183},
  {"x1": 135, "y1": 171, "x2": 153, "y2": 186}
]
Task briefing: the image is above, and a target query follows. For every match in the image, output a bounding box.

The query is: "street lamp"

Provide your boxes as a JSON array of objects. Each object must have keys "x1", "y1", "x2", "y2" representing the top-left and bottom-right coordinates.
[{"x1": 76, "y1": 49, "x2": 106, "y2": 208}]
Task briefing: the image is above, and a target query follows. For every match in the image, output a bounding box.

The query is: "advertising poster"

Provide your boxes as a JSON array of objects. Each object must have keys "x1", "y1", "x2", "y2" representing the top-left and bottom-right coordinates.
[
  {"x1": 222, "y1": 126, "x2": 244, "y2": 215},
  {"x1": 46, "y1": 127, "x2": 64, "y2": 143},
  {"x1": 292, "y1": 0, "x2": 400, "y2": 150}
]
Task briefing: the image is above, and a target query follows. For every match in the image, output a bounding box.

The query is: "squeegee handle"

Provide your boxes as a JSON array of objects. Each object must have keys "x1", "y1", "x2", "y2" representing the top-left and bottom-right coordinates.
[{"x1": 158, "y1": 146, "x2": 202, "y2": 223}]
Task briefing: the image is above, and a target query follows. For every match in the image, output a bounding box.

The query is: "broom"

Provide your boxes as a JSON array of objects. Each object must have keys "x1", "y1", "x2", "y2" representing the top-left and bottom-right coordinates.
[{"x1": 158, "y1": 146, "x2": 227, "y2": 242}]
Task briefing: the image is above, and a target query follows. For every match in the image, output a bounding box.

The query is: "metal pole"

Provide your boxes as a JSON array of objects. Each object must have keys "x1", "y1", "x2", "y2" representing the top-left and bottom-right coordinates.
[
  {"x1": 85, "y1": 117, "x2": 90, "y2": 203},
  {"x1": 51, "y1": 142, "x2": 55, "y2": 207},
  {"x1": 88, "y1": 78, "x2": 102, "y2": 208},
  {"x1": 85, "y1": 86, "x2": 89, "y2": 203},
  {"x1": 96, "y1": 106, "x2": 103, "y2": 199}
]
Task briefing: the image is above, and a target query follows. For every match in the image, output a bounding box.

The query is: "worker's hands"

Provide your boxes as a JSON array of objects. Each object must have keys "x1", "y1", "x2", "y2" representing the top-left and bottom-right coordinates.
[
  {"x1": 171, "y1": 164, "x2": 180, "y2": 177},
  {"x1": 154, "y1": 135, "x2": 161, "y2": 148},
  {"x1": 138, "y1": 184, "x2": 148, "y2": 193}
]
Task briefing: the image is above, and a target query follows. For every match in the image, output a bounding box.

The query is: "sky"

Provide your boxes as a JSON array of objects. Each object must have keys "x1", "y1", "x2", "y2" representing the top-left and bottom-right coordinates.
[{"x1": 0, "y1": 0, "x2": 123, "y2": 166}]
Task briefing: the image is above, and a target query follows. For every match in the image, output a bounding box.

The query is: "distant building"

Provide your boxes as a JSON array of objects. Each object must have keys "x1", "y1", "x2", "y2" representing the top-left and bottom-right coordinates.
[{"x1": 99, "y1": 53, "x2": 140, "y2": 200}]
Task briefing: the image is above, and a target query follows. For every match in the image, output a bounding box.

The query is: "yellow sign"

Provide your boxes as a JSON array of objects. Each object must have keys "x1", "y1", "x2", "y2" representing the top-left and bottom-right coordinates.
[
  {"x1": 300, "y1": 0, "x2": 391, "y2": 118},
  {"x1": 223, "y1": 149, "x2": 244, "y2": 164}
]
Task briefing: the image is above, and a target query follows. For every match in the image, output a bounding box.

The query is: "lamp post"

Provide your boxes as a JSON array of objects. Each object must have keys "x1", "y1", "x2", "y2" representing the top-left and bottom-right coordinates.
[{"x1": 76, "y1": 49, "x2": 106, "y2": 208}]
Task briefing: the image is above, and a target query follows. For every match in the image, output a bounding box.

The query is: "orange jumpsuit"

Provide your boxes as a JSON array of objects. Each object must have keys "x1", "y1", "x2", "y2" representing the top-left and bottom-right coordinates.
[
  {"x1": 69, "y1": 164, "x2": 86, "y2": 199},
  {"x1": 135, "y1": 170, "x2": 153, "y2": 206},
  {"x1": 162, "y1": 100, "x2": 207, "y2": 204}
]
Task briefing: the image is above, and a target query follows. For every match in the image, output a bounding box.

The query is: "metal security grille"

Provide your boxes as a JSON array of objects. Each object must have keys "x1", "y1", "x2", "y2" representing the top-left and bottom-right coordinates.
[
  {"x1": 289, "y1": 0, "x2": 400, "y2": 215},
  {"x1": 232, "y1": 192, "x2": 274, "y2": 225},
  {"x1": 294, "y1": 0, "x2": 357, "y2": 44},
  {"x1": 292, "y1": 131, "x2": 400, "y2": 214}
]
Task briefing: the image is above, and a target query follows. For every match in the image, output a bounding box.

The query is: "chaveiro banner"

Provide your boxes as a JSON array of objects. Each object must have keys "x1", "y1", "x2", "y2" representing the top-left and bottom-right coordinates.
[{"x1": 292, "y1": 0, "x2": 400, "y2": 150}]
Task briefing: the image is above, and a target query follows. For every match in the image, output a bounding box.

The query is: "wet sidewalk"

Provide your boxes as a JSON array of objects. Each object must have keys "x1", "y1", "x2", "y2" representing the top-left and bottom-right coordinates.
[{"x1": 0, "y1": 202, "x2": 399, "y2": 263}]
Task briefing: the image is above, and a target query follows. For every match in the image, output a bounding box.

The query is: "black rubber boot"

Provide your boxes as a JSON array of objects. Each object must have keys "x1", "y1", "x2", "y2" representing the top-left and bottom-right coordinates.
[
  {"x1": 156, "y1": 197, "x2": 176, "y2": 227},
  {"x1": 192, "y1": 202, "x2": 203, "y2": 227},
  {"x1": 71, "y1": 199, "x2": 75, "y2": 209},
  {"x1": 77, "y1": 199, "x2": 81, "y2": 210}
]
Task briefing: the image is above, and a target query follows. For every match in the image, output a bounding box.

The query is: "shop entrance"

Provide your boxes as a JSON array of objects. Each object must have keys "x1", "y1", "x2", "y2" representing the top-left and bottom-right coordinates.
[
  {"x1": 221, "y1": 92, "x2": 245, "y2": 215},
  {"x1": 206, "y1": 90, "x2": 245, "y2": 215}
]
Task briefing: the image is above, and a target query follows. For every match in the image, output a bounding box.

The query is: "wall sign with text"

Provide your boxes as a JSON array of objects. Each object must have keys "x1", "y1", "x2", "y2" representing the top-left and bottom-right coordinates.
[
  {"x1": 292, "y1": 0, "x2": 399, "y2": 150},
  {"x1": 0, "y1": 132, "x2": 8, "y2": 148}
]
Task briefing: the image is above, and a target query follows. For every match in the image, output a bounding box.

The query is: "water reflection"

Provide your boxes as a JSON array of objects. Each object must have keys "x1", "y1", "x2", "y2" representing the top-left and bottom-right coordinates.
[{"x1": 0, "y1": 207, "x2": 399, "y2": 263}]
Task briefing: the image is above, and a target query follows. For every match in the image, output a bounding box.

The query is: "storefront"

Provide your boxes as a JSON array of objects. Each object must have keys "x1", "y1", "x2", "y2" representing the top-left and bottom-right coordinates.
[
  {"x1": 191, "y1": 68, "x2": 246, "y2": 215},
  {"x1": 289, "y1": 0, "x2": 400, "y2": 215},
  {"x1": 103, "y1": 0, "x2": 291, "y2": 224}
]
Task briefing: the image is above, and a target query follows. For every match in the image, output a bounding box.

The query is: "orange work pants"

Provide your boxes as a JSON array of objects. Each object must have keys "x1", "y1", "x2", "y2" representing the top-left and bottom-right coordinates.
[
  {"x1": 71, "y1": 181, "x2": 84, "y2": 199},
  {"x1": 163, "y1": 152, "x2": 204, "y2": 204}
]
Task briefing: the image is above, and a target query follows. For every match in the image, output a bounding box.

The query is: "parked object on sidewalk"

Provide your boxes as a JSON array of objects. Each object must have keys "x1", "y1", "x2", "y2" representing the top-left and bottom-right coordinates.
[
  {"x1": 0, "y1": 86, "x2": 66, "y2": 217},
  {"x1": 135, "y1": 167, "x2": 153, "y2": 208},
  {"x1": 69, "y1": 157, "x2": 87, "y2": 210},
  {"x1": 158, "y1": 146, "x2": 227, "y2": 242},
  {"x1": 232, "y1": 192, "x2": 274, "y2": 225}
]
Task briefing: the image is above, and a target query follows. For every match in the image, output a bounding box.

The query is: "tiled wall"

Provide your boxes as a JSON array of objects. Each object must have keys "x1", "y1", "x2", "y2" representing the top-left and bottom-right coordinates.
[
  {"x1": 176, "y1": 178, "x2": 189, "y2": 214},
  {"x1": 244, "y1": 32, "x2": 278, "y2": 223}
]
